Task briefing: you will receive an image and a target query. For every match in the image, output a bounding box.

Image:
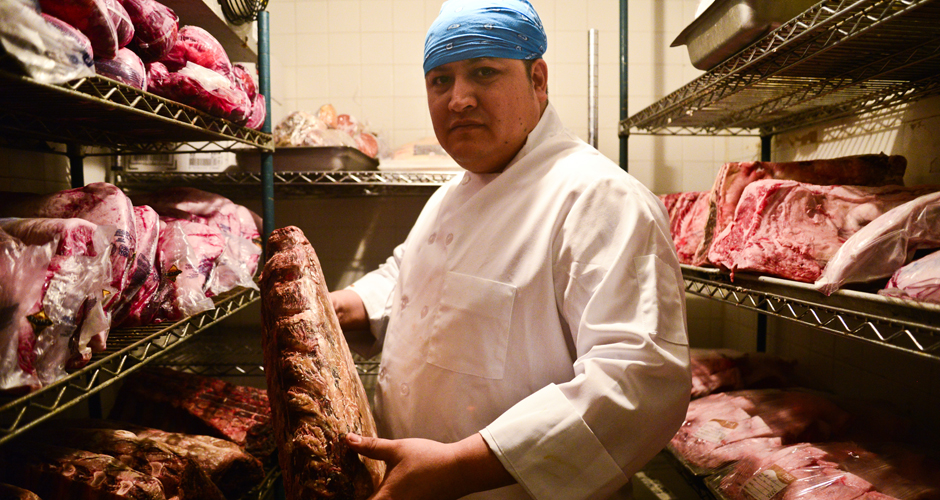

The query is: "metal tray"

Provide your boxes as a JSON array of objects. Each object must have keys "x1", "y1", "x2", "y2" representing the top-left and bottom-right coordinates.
[
  {"x1": 236, "y1": 146, "x2": 379, "y2": 172},
  {"x1": 671, "y1": 0, "x2": 818, "y2": 70}
]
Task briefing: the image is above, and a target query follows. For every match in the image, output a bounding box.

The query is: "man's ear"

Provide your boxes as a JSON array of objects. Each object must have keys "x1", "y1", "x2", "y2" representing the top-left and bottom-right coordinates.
[{"x1": 531, "y1": 59, "x2": 549, "y2": 101}]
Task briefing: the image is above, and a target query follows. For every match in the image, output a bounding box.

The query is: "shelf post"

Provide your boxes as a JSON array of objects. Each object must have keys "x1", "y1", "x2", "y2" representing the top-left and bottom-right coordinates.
[
  {"x1": 756, "y1": 134, "x2": 772, "y2": 351},
  {"x1": 619, "y1": 0, "x2": 628, "y2": 172},
  {"x1": 258, "y1": 10, "x2": 275, "y2": 254},
  {"x1": 68, "y1": 143, "x2": 84, "y2": 188}
]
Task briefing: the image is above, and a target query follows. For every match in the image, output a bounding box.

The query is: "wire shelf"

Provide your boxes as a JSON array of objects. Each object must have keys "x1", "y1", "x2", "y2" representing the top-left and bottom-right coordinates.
[
  {"x1": 681, "y1": 266, "x2": 940, "y2": 360},
  {"x1": 621, "y1": 0, "x2": 940, "y2": 136},
  {"x1": 0, "y1": 287, "x2": 261, "y2": 447}
]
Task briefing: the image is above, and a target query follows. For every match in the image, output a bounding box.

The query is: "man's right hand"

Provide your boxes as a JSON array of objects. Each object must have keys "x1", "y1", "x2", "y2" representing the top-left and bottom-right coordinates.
[{"x1": 330, "y1": 289, "x2": 370, "y2": 331}]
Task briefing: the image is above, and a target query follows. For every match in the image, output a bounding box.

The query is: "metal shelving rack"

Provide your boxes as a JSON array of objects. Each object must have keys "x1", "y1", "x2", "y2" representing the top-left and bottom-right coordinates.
[
  {"x1": 620, "y1": 0, "x2": 940, "y2": 138},
  {"x1": 0, "y1": 287, "x2": 260, "y2": 447},
  {"x1": 114, "y1": 170, "x2": 459, "y2": 197}
]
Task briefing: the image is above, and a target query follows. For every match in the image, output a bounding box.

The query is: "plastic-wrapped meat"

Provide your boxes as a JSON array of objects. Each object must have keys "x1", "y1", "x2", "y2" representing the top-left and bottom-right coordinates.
[
  {"x1": 160, "y1": 25, "x2": 232, "y2": 79},
  {"x1": 41, "y1": 12, "x2": 94, "y2": 60},
  {"x1": 816, "y1": 190, "x2": 940, "y2": 294},
  {"x1": 95, "y1": 46, "x2": 147, "y2": 90},
  {"x1": 689, "y1": 349, "x2": 794, "y2": 399},
  {"x1": 0, "y1": 228, "x2": 52, "y2": 395},
  {"x1": 233, "y1": 63, "x2": 257, "y2": 100},
  {"x1": 880, "y1": 249, "x2": 940, "y2": 304},
  {"x1": 122, "y1": 0, "x2": 178, "y2": 62},
  {"x1": 39, "y1": 0, "x2": 119, "y2": 59},
  {"x1": 0, "y1": 483, "x2": 41, "y2": 500},
  {"x1": 130, "y1": 187, "x2": 261, "y2": 295},
  {"x1": 244, "y1": 92, "x2": 266, "y2": 130},
  {"x1": 148, "y1": 61, "x2": 252, "y2": 124},
  {"x1": 0, "y1": 217, "x2": 114, "y2": 381},
  {"x1": 147, "y1": 218, "x2": 223, "y2": 324},
  {"x1": 104, "y1": 0, "x2": 134, "y2": 47},
  {"x1": 112, "y1": 206, "x2": 160, "y2": 327}
]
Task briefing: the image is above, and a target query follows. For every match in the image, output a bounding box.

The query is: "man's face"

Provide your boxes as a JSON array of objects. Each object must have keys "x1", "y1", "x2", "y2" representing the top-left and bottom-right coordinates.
[{"x1": 425, "y1": 57, "x2": 548, "y2": 174}]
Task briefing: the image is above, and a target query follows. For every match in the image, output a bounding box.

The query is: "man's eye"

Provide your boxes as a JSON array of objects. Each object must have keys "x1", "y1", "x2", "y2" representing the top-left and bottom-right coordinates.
[
  {"x1": 431, "y1": 76, "x2": 450, "y2": 86},
  {"x1": 476, "y1": 67, "x2": 496, "y2": 77}
]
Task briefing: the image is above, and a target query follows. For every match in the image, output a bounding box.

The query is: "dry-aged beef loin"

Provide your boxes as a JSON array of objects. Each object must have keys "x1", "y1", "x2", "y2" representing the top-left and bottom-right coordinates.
[
  {"x1": 0, "y1": 482, "x2": 41, "y2": 500},
  {"x1": 260, "y1": 226, "x2": 384, "y2": 500}
]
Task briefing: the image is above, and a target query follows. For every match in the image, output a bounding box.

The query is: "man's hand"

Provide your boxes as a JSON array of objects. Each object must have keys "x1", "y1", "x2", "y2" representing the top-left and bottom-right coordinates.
[
  {"x1": 330, "y1": 289, "x2": 369, "y2": 331},
  {"x1": 345, "y1": 432, "x2": 516, "y2": 500}
]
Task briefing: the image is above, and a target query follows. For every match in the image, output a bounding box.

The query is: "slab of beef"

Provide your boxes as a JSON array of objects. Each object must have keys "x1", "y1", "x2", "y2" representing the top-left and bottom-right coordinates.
[
  {"x1": 31, "y1": 425, "x2": 225, "y2": 500},
  {"x1": 0, "y1": 482, "x2": 41, "y2": 500},
  {"x1": 694, "y1": 154, "x2": 907, "y2": 267},
  {"x1": 689, "y1": 348, "x2": 794, "y2": 399},
  {"x1": 0, "y1": 217, "x2": 114, "y2": 381},
  {"x1": 675, "y1": 192, "x2": 711, "y2": 264},
  {"x1": 880, "y1": 249, "x2": 940, "y2": 304},
  {"x1": 39, "y1": 0, "x2": 120, "y2": 59},
  {"x1": 112, "y1": 206, "x2": 161, "y2": 327},
  {"x1": 0, "y1": 227, "x2": 53, "y2": 394},
  {"x1": 62, "y1": 419, "x2": 265, "y2": 500},
  {"x1": 0, "y1": 444, "x2": 165, "y2": 500},
  {"x1": 110, "y1": 366, "x2": 275, "y2": 461},
  {"x1": 707, "y1": 180, "x2": 937, "y2": 282},
  {"x1": 669, "y1": 389, "x2": 851, "y2": 474},
  {"x1": 260, "y1": 226, "x2": 384, "y2": 500},
  {"x1": 816, "y1": 190, "x2": 940, "y2": 294}
]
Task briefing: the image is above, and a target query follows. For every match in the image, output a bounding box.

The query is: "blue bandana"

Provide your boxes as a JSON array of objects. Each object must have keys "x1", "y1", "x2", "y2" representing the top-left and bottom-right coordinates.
[{"x1": 423, "y1": 0, "x2": 547, "y2": 74}]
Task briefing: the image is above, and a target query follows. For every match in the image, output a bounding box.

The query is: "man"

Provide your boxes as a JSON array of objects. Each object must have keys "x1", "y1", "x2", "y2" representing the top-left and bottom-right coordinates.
[{"x1": 331, "y1": 1, "x2": 691, "y2": 498}]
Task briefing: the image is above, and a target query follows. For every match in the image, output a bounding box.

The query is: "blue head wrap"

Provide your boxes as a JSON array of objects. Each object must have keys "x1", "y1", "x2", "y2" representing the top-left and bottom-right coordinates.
[{"x1": 423, "y1": 0, "x2": 547, "y2": 74}]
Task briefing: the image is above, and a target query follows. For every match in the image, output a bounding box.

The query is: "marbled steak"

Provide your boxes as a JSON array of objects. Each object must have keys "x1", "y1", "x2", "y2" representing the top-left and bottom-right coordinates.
[{"x1": 260, "y1": 226, "x2": 384, "y2": 500}]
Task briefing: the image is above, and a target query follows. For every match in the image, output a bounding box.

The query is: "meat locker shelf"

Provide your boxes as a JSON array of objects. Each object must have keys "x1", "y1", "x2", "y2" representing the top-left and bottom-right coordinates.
[
  {"x1": 114, "y1": 170, "x2": 460, "y2": 197},
  {"x1": 681, "y1": 265, "x2": 940, "y2": 361},
  {"x1": 620, "y1": 0, "x2": 940, "y2": 137},
  {"x1": 0, "y1": 286, "x2": 260, "y2": 447}
]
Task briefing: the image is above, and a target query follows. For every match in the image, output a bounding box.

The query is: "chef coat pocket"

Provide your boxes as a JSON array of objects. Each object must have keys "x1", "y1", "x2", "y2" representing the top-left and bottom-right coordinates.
[{"x1": 427, "y1": 272, "x2": 516, "y2": 379}]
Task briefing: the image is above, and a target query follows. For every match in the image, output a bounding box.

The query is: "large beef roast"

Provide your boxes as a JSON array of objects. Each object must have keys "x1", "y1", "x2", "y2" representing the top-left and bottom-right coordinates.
[{"x1": 260, "y1": 226, "x2": 383, "y2": 500}]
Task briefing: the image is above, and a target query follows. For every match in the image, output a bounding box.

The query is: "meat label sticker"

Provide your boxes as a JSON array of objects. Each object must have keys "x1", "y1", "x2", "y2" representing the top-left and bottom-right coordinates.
[
  {"x1": 693, "y1": 419, "x2": 738, "y2": 443},
  {"x1": 742, "y1": 465, "x2": 796, "y2": 500}
]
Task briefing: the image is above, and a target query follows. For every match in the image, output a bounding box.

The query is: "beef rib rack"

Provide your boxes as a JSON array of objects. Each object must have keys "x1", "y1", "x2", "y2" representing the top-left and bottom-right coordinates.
[{"x1": 260, "y1": 226, "x2": 384, "y2": 500}]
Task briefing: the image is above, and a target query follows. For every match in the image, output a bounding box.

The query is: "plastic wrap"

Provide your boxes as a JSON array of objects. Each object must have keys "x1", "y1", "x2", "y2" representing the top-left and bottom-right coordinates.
[
  {"x1": 104, "y1": 0, "x2": 133, "y2": 47},
  {"x1": 0, "y1": 218, "x2": 114, "y2": 381},
  {"x1": 147, "y1": 61, "x2": 252, "y2": 124},
  {"x1": 669, "y1": 389, "x2": 852, "y2": 475},
  {"x1": 1, "y1": 0, "x2": 95, "y2": 84},
  {"x1": 112, "y1": 206, "x2": 160, "y2": 327},
  {"x1": 41, "y1": 13, "x2": 93, "y2": 59},
  {"x1": 816, "y1": 190, "x2": 940, "y2": 295},
  {"x1": 160, "y1": 25, "x2": 232, "y2": 78},
  {"x1": 0, "y1": 228, "x2": 52, "y2": 394},
  {"x1": 94, "y1": 46, "x2": 146, "y2": 89},
  {"x1": 232, "y1": 63, "x2": 257, "y2": 100},
  {"x1": 148, "y1": 219, "x2": 222, "y2": 324},
  {"x1": 708, "y1": 442, "x2": 940, "y2": 500},
  {"x1": 690, "y1": 348, "x2": 795, "y2": 399},
  {"x1": 244, "y1": 92, "x2": 266, "y2": 130},
  {"x1": 879, "y1": 249, "x2": 940, "y2": 304},
  {"x1": 122, "y1": 0, "x2": 178, "y2": 62},
  {"x1": 39, "y1": 0, "x2": 119, "y2": 59}
]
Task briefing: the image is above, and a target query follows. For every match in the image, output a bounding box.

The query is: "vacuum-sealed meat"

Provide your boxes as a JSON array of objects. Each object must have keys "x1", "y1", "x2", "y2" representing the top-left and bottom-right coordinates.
[
  {"x1": 233, "y1": 63, "x2": 257, "y2": 100},
  {"x1": 95, "y1": 46, "x2": 147, "y2": 89},
  {"x1": 0, "y1": 228, "x2": 52, "y2": 394},
  {"x1": 816, "y1": 190, "x2": 940, "y2": 294},
  {"x1": 1, "y1": 0, "x2": 96, "y2": 84},
  {"x1": 111, "y1": 206, "x2": 160, "y2": 327},
  {"x1": 39, "y1": 0, "x2": 119, "y2": 59},
  {"x1": 41, "y1": 12, "x2": 94, "y2": 59},
  {"x1": 261, "y1": 226, "x2": 384, "y2": 500},
  {"x1": 160, "y1": 25, "x2": 232, "y2": 78},
  {"x1": 879, "y1": 249, "x2": 940, "y2": 304},
  {"x1": 244, "y1": 92, "x2": 266, "y2": 130},
  {"x1": 0, "y1": 482, "x2": 41, "y2": 500},
  {"x1": 690, "y1": 348, "x2": 794, "y2": 399},
  {"x1": 148, "y1": 61, "x2": 251, "y2": 124},
  {"x1": 122, "y1": 0, "x2": 178, "y2": 62},
  {"x1": 146, "y1": 218, "x2": 222, "y2": 324},
  {"x1": 104, "y1": 0, "x2": 133, "y2": 47}
]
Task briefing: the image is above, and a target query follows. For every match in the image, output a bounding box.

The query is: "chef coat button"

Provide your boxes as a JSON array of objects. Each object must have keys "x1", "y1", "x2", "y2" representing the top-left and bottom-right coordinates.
[
  {"x1": 400, "y1": 383, "x2": 410, "y2": 396},
  {"x1": 445, "y1": 233, "x2": 454, "y2": 245},
  {"x1": 420, "y1": 305, "x2": 428, "y2": 318},
  {"x1": 401, "y1": 295, "x2": 409, "y2": 308},
  {"x1": 379, "y1": 367, "x2": 387, "y2": 377},
  {"x1": 462, "y1": 174, "x2": 470, "y2": 185},
  {"x1": 428, "y1": 233, "x2": 436, "y2": 245}
]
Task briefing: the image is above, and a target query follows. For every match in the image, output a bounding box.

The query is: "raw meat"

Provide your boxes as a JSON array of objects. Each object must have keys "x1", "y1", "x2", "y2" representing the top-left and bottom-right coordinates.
[
  {"x1": 260, "y1": 226, "x2": 384, "y2": 500},
  {"x1": 816, "y1": 190, "x2": 940, "y2": 294},
  {"x1": 0, "y1": 444, "x2": 166, "y2": 500},
  {"x1": 112, "y1": 206, "x2": 160, "y2": 327},
  {"x1": 122, "y1": 0, "x2": 178, "y2": 62},
  {"x1": 669, "y1": 389, "x2": 851, "y2": 474},
  {"x1": 160, "y1": 25, "x2": 232, "y2": 79},
  {"x1": 147, "y1": 61, "x2": 252, "y2": 124},
  {"x1": 95, "y1": 47, "x2": 147, "y2": 90},
  {"x1": 689, "y1": 348, "x2": 794, "y2": 399},
  {"x1": 0, "y1": 217, "x2": 113, "y2": 381},
  {"x1": 104, "y1": 0, "x2": 133, "y2": 47},
  {"x1": 32, "y1": 425, "x2": 226, "y2": 500},
  {"x1": 694, "y1": 154, "x2": 907, "y2": 266},
  {"x1": 0, "y1": 483, "x2": 41, "y2": 500},
  {"x1": 233, "y1": 63, "x2": 257, "y2": 100},
  {"x1": 674, "y1": 192, "x2": 710, "y2": 264},
  {"x1": 0, "y1": 228, "x2": 52, "y2": 394},
  {"x1": 110, "y1": 366, "x2": 275, "y2": 461},
  {"x1": 42, "y1": 12, "x2": 94, "y2": 60},
  {"x1": 245, "y1": 92, "x2": 266, "y2": 130},
  {"x1": 39, "y1": 0, "x2": 120, "y2": 59},
  {"x1": 880, "y1": 249, "x2": 940, "y2": 304},
  {"x1": 707, "y1": 180, "x2": 937, "y2": 282},
  {"x1": 146, "y1": 218, "x2": 222, "y2": 324}
]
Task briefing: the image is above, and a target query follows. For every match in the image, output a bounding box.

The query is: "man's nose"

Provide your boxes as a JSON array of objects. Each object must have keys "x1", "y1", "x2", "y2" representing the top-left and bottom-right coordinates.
[{"x1": 448, "y1": 77, "x2": 476, "y2": 112}]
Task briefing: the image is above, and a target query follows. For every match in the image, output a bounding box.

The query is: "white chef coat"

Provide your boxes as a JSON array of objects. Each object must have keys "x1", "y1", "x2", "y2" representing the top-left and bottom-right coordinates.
[{"x1": 349, "y1": 103, "x2": 691, "y2": 500}]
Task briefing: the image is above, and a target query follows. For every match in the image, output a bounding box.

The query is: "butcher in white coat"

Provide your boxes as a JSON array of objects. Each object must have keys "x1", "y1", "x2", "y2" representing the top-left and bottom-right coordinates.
[{"x1": 330, "y1": 0, "x2": 691, "y2": 498}]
